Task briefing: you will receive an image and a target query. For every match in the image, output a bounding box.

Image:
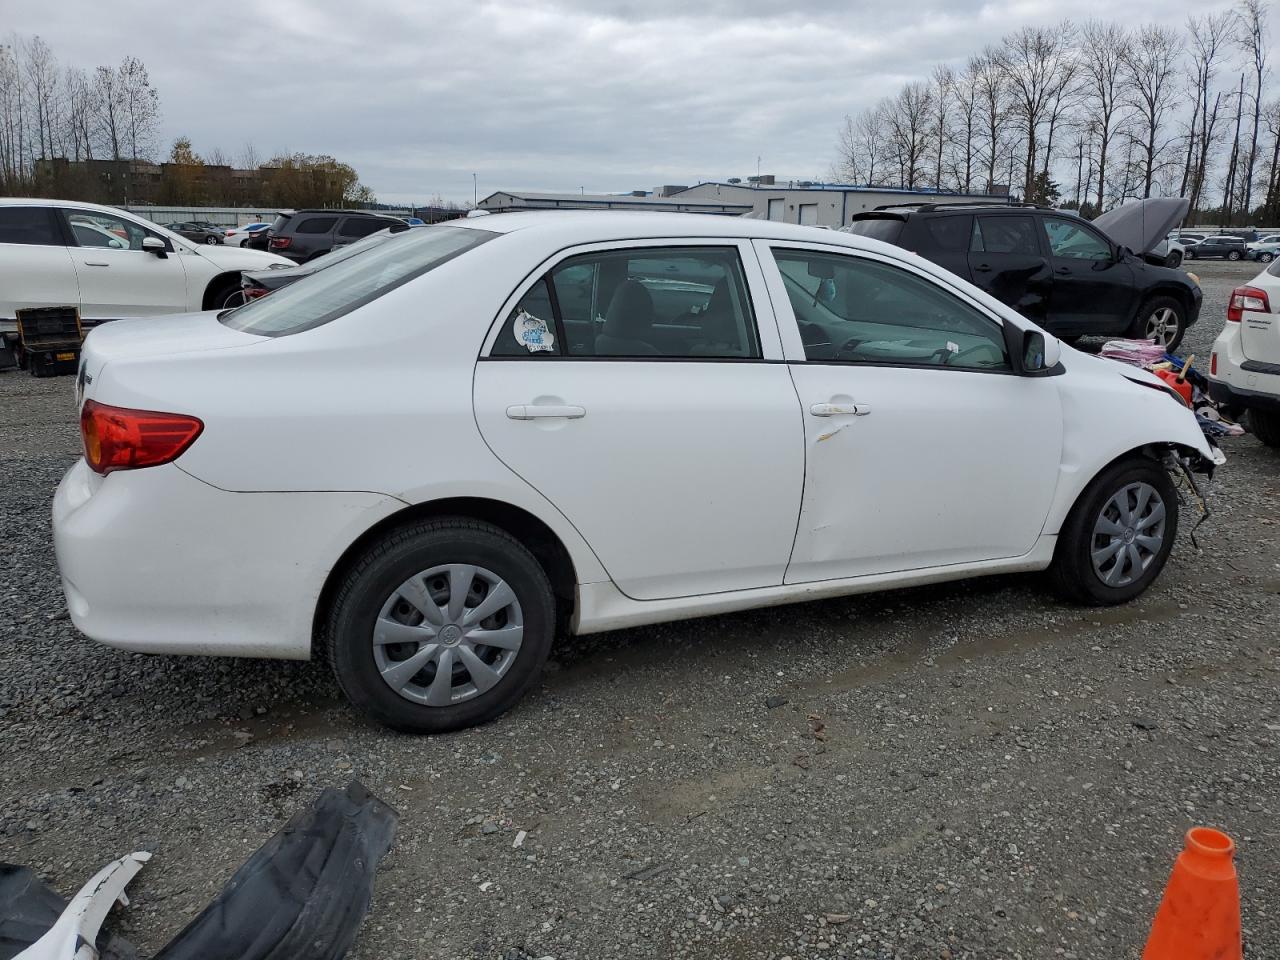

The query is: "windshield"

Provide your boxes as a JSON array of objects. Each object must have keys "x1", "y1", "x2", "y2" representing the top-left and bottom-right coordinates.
[{"x1": 220, "y1": 225, "x2": 495, "y2": 336}]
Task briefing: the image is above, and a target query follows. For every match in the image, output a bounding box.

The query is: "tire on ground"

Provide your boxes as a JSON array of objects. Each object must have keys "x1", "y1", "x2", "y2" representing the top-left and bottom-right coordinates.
[
  {"x1": 1047, "y1": 456, "x2": 1180, "y2": 606},
  {"x1": 325, "y1": 517, "x2": 556, "y2": 733},
  {"x1": 1130, "y1": 295, "x2": 1187, "y2": 351},
  {"x1": 1249, "y1": 409, "x2": 1280, "y2": 447}
]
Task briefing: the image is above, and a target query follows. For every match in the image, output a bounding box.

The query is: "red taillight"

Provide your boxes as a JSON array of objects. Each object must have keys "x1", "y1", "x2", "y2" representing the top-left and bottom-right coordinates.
[
  {"x1": 1211, "y1": 352, "x2": 1218, "y2": 376},
  {"x1": 79, "y1": 400, "x2": 203, "y2": 475},
  {"x1": 243, "y1": 286, "x2": 270, "y2": 300},
  {"x1": 1227, "y1": 285, "x2": 1270, "y2": 322},
  {"x1": 268, "y1": 236, "x2": 291, "y2": 249}
]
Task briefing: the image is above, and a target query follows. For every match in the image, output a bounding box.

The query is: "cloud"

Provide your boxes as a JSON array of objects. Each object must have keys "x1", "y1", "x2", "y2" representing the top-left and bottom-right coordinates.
[{"x1": 5, "y1": 0, "x2": 1247, "y2": 203}]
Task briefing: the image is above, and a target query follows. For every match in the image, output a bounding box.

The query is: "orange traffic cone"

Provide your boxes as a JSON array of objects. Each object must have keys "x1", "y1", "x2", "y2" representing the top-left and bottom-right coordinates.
[{"x1": 1142, "y1": 827, "x2": 1242, "y2": 960}]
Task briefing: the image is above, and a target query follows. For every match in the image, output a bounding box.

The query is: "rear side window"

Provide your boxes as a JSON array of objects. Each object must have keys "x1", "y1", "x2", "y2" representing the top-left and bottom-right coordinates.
[
  {"x1": 972, "y1": 216, "x2": 1039, "y2": 255},
  {"x1": 268, "y1": 214, "x2": 291, "y2": 232},
  {"x1": 490, "y1": 246, "x2": 761, "y2": 360},
  {"x1": 295, "y1": 217, "x2": 337, "y2": 234},
  {"x1": 338, "y1": 217, "x2": 387, "y2": 239},
  {"x1": 922, "y1": 216, "x2": 971, "y2": 252},
  {"x1": 0, "y1": 207, "x2": 61, "y2": 245},
  {"x1": 845, "y1": 218, "x2": 904, "y2": 244},
  {"x1": 221, "y1": 225, "x2": 495, "y2": 336}
]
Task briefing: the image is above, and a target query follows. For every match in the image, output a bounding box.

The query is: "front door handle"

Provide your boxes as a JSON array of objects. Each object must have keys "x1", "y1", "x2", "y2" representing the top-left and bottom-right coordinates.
[
  {"x1": 974, "y1": 263, "x2": 992, "y2": 272},
  {"x1": 1055, "y1": 266, "x2": 1071, "y2": 275},
  {"x1": 810, "y1": 402, "x2": 871, "y2": 417},
  {"x1": 83, "y1": 261, "x2": 110, "y2": 267},
  {"x1": 506, "y1": 404, "x2": 586, "y2": 420}
]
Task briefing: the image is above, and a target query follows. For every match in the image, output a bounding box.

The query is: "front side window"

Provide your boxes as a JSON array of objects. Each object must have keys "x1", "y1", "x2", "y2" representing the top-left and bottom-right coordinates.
[
  {"x1": 773, "y1": 249, "x2": 1009, "y2": 371},
  {"x1": 221, "y1": 225, "x2": 494, "y2": 336},
  {"x1": 1042, "y1": 218, "x2": 1111, "y2": 261},
  {"x1": 490, "y1": 246, "x2": 761, "y2": 359},
  {"x1": 63, "y1": 210, "x2": 166, "y2": 251},
  {"x1": 0, "y1": 206, "x2": 62, "y2": 246},
  {"x1": 971, "y1": 216, "x2": 1039, "y2": 255},
  {"x1": 295, "y1": 216, "x2": 337, "y2": 234}
]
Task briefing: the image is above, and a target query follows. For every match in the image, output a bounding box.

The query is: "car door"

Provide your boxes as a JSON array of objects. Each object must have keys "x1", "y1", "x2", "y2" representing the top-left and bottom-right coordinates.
[
  {"x1": 473, "y1": 239, "x2": 805, "y2": 601},
  {"x1": 966, "y1": 214, "x2": 1052, "y2": 325},
  {"x1": 1040, "y1": 215, "x2": 1137, "y2": 333},
  {"x1": 755, "y1": 240, "x2": 1062, "y2": 582},
  {"x1": 0, "y1": 205, "x2": 81, "y2": 317},
  {"x1": 59, "y1": 209, "x2": 190, "y2": 321}
]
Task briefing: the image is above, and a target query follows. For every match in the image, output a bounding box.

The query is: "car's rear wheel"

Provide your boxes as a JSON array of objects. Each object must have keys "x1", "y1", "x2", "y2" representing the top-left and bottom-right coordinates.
[
  {"x1": 1185, "y1": 248, "x2": 1197, "y2": 260},
  {"x1": 325, "y1": 518, "x2": 556, "y2": 733},
  {"x1": 1249, "y1": 409, "x2": 1280, "y2": 447},
  {"x1": 204, "y1": 234, "x2": 219, "y2": 245},
  {"x1": 1048, "y1": 457, "x2": 1179, "y2": 606},
  {"x1": 1228, "y1": 249, "x2": 1243, "y2": 261},
  {"x1": 1133, "y1": 296, "x2": 1187, "y2": 351},
  {"x1": 1259, "y1": 252, "x2": 1275, "y2": 264}
]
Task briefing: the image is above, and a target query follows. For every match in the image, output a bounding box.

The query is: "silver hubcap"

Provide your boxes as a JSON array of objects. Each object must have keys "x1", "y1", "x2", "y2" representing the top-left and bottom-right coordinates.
[
  {"x1": 1091, "y1": 482, "x2": 1166, "y2": 587},
  {"x1": 1144, "y1": 307, "x2": 1180, "y2": 347},
  {"x1": 373, "y1": 563, "x2": 523, "y2": 706}
]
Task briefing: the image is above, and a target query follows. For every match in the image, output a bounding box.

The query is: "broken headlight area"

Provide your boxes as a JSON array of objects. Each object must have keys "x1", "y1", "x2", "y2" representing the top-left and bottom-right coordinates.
[{"x1": 1, "y1": 781, "x2": 396, "y2": 960}]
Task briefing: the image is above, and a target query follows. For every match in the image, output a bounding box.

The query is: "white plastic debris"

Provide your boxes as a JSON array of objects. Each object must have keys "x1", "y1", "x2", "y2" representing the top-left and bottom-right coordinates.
[{"x1": 17, "y1": 851, "x2": 150, "y2": 960}]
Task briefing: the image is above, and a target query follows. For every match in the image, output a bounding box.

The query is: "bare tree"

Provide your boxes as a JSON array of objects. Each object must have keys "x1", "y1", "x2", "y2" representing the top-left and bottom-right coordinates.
[
  {"x1": 952, "y1": 59, "x2": 984, "y2": 192},
  {"x1": 1223, "y1": 74, "x2": 1247, "y2": 222},
  {"x1": 117, "y1": 56, "x2": 159, "y2": 161},
  {"x1": 995, "y1": 21, "x2": 1077, "y2": 198},
  {"x1": 63, "y1": 67, "x2": 96, "y2": 161},
  {"x1": 21, "y1": 35, "x2": 60, "y2": 161},
  {"x1": 91, "y1": 64, "x2": 123, "y2": 160},
  {"x1": 929, "y1": 64, "x2": 954, "y2": 189},
  {"x1": 238, "y1": 141, "x2": 261, "y2": 170},
  {"x1": 1080, "y1": 21, "x2": 1131, "y2": 211},
  {"x1": 1122, "y1": 24, "x2": 1183, "y2": 198},
  {"x1": 1260, "y1": 97, "x2": 1280, "y2": 218},
  {"x1": 971, "y1": 50, "x2": 1009, "y2": 192},
  {"x1": 0, "y1": 40, "x2": 23, "y2": 186},
  {"x1": 1185, "y1": 14, "x2": 1234, "y2": 214},
  {"x1": 884, "y1": 82, "x2": 935, "y2": 188},
  {"x1": 1236, "y1": 0, "x2": 1269, "y2": 216}
]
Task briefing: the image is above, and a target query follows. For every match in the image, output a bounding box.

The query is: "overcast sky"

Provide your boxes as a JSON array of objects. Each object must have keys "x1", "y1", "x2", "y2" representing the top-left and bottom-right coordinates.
[{"x1": 6, "y1": 0, "x2": 1254, "y2": 204}]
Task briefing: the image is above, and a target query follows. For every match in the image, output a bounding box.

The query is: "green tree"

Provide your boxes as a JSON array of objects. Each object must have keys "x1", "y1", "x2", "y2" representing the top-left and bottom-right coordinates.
[{"x1": 1027, "y1": 170, "x2": 1062, "y2": 206}]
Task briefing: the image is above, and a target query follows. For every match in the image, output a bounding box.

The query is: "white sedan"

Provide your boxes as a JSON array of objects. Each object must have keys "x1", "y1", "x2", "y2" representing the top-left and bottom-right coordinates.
[
  {"x1": 224, "y1": 222, "x2": 270, "y2": 247},
  {"x1": 0, "y1": 199, "x2": 292, "y2": 327},
  {"x1": 54, "y1": 212, "x2": 1221, "y2": 733}
]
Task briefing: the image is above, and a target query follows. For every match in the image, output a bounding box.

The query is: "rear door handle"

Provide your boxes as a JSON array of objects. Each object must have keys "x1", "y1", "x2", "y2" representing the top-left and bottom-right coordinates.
[
  {"x1": 1055, "y1": 266, "x2": 1071, "y2": 275},
  {"x1": 506, "y1": 404, "x2": 586, "y2": 420},
  {"x1": 974, "y1": 263, "x2": 992, "y2": 272},
  {"x1": 810, "y1": 402, "x2": 871, "y2": 417}
]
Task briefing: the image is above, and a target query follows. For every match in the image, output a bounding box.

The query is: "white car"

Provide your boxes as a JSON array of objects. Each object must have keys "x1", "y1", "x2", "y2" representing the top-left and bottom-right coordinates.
[
  {"x1": 53, "y1": 212, "x2": 1220, "y2": 733},
  {"x1": 224, "y1": 222, "x2": 270, "y2": 247},
  {"x1": 0, "y1": 200, "x2": 293, "y2": 331},
  {"x1": 1210, "y1": 265, "x2": 1280, "y2": 446}
]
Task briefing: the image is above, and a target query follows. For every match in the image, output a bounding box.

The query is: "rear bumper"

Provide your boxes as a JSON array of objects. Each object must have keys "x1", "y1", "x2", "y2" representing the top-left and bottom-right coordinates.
[
  {"x1": 1210, "y1": 322, "x2": 1280, "y2": 412},
  {"x1": 52, "y1": 460, "x2": 404, "y2": 660},
  {"x1": 1209, "y1": 379, "x2": 1280, "y2": 413}
]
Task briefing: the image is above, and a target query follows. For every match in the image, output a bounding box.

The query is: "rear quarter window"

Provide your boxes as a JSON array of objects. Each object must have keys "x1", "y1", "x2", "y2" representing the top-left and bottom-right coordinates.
[
  {"x1": 295, "y1": 217, "x2": 337, "y2": 234},
  {"x1": 845, "y1": 218, "x2": 905, "y2": 245},
  {"x1": 921, "y1": 216, "x2": 972, "y2": 252}
]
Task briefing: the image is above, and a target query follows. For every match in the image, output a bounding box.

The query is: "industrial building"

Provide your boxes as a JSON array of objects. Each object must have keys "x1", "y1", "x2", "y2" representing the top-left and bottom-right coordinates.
[{"x1": 479, "y1": 177, "x2": 1009, "y2": 225}]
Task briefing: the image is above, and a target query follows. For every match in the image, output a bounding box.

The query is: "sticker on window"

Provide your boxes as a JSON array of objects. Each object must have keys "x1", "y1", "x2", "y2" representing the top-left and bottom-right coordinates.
[{"x1": 513, "y1": 310, "x2": 555, "y2": 353}]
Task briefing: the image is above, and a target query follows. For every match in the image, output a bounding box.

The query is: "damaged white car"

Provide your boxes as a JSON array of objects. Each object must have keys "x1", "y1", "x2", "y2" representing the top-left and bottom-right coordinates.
[{"x1": 53, "y1": 212, "x2": 1221, "y2": 732}]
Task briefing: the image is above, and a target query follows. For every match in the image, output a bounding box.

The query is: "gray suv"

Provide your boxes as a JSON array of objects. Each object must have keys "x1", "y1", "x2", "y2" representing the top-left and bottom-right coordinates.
[{"x1": 266, "y1": 210, "x2": 404, "y2": 263}]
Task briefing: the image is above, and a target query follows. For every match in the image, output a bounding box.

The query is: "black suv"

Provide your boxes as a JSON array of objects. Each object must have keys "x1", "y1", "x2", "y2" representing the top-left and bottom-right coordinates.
[
  {"x1": 1184, "y1": 235, "x2": 1248, "y2": 261},
  {"x1": 265, "y1": 209, "x2": 406, "y2": 263},
  {"x1": 845, "y1": 203, "x2": 1201, "y2": 349}
]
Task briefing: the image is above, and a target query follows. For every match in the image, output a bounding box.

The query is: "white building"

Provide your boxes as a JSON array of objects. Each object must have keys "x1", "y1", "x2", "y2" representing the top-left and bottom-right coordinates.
[{"x1": 477, "y1": 190, "x2": 750, "y2": 216}]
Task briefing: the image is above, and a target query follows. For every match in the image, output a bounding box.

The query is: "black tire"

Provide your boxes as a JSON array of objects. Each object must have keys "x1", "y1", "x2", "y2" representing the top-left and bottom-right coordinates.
[
  {"x1": 1228, "y1": 249, "x2": 1242, "y2": 261},
  {"x1": 1130, "y1": 295, "x2": 1187, "y2": 351},
  {"x1": 204, "y1": 234, "x2": 219, "y2": 245},
  {"x1": 1167, "y1": 251, "x2": 1183, "y2": 268},
  {"x1": 208, "y1": 279, "x2": 244, "y2": 310},
  {"x1": 1250, "y1": 409, "x2": 1280, "y2": 447},
  {"x1": 1047, "y1": 457, "x2": 1179, "y2": 606},
  {"x1": 325, "y1": 518, "x2": 556, "y2": 733}
]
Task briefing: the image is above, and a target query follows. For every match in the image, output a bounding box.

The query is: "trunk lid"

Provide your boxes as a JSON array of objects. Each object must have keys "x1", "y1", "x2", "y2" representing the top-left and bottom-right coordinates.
[
  {"x1": 1242, "y1": 264, "x2": 1280, "y2": 363},
  {"x1": 77, "y1": 312, "x2": 266, "y2": 408}
]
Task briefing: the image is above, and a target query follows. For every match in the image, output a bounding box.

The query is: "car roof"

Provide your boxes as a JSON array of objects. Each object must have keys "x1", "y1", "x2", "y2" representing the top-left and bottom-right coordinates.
[{"x1": 448, "y1": 210, "x2": 888, "y2": 251}]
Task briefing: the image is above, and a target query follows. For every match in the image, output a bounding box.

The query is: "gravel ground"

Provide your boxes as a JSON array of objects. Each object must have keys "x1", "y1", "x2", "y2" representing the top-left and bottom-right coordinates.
[{"x1": 2, "y1": 261, "x2": 1278, "y2": 960}]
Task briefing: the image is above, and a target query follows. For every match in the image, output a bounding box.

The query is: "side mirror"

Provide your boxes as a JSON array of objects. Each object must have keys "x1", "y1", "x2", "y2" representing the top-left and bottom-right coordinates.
[
  {"x1": 1019, "y1": 330, "x2": 1061, "y2": 374},
  {"x1": 1116, "y1": 244, "x2": 1134, "y2": 262},
  {"x1": 142, "y1": 236, "x2": 168, "y2": 258}
]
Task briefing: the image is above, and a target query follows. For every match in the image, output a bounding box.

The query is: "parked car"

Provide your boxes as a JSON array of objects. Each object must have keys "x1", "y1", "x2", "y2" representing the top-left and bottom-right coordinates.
[
  {"x1": 54, "y1": 212, "x2": 1221, "y2": 732},
  {"x1": 223, "y1": 222, "x2": 270, "y2": 248},
  {"x1": 238, "y1": 225, "x2": 410, "y2": 301},
  {"x1": 1151, "y1": 237, "x2": 1186, "y2": 268},
  {"x1": 265, "y1": 209, "x2": 406, "y2": 263},
  {"x1": 844, "y1": 199, "x2": 1201, "y2": 349},
  {"x1": 1184, "y1": 235, "x2": 1248, "y2": 260},
  {"x1": 1174, "y1": 232, "x2": 1207, "y2": 244},
  {"x1": 164, "y1": 221, "x2": 224, "y2": 245},
  {"x1": 1247, "y1": 241, "x2": 1280, "y2": 263},
  {"x1": 0, "y1": 199, "x2": 293, "y2": 360},
  {"x1": 1209, "y1": 260, "x2": 1280, "y2": 446}
]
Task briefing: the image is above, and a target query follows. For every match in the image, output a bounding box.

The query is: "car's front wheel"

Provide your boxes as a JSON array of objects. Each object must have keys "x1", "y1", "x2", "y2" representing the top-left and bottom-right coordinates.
[
  {"x1": 1048, "y1": 457, "x2": 1179, "y2": 606},
  {"x1": 1167, "y1": 251, "x2": 1183, "y2": 268},
  {"x1": 1133, "y1": 296, "x2": 1187, "y2": 351},
  {"x1": 204, "y1": 234, "x2": 219, "y2": 245},
  {"x1": 1259, "y1": 252, "x2": 1275, "y2": 263},
  {"x1": 1250, "y1": 409, "x2": 1280, "y2": 447},
  {"x1": 1228, "y1": 249, "x2": 1243, "y2": 261},
  {"x1": 325, "y1": 518, "x2": 556, "y2": 733}
]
